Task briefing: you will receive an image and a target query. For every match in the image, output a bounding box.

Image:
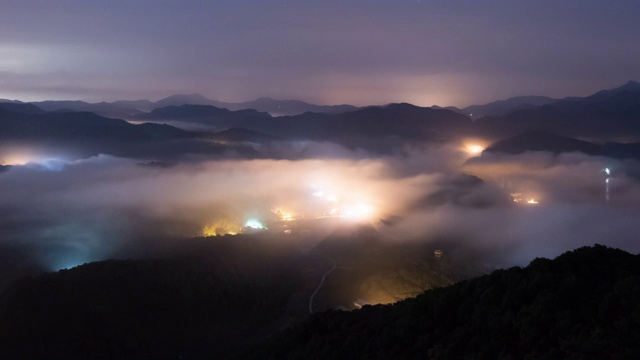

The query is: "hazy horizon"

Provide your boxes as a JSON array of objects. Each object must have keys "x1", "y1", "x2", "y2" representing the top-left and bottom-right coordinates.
[
  {"x1": 2, "y1": 1, "x2": 639, "y2": 107},
  {"x1": 1, "y1": 79, "x2": 637, "y2": 110}
]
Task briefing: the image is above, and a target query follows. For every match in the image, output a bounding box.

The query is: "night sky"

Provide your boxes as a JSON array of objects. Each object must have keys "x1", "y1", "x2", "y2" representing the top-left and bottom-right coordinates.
[{"x1": 1, "y1": 0, "x2": 638, "y2": 106}]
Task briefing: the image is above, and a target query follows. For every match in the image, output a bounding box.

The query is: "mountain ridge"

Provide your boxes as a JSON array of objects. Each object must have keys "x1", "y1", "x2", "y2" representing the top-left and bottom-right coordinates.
[{"x1": 242, "y1": 245, "x2": 640, "y2": 359}]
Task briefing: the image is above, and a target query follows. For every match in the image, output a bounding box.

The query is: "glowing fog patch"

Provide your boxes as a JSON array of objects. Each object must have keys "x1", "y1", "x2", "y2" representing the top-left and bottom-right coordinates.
[
  {"x1": 1, "y1": 150, "x2": 70, "y2": 171},
  {"x1": 465, "y1": 144, "x2": 485, "y2": 155},
  {"x1": 244, "y1": 219, "x2": 266, "y2": 230},
  {"x1": 54, "y1": 258, "x2": 89, "y2": 271},
  {"x1": 201, "y1": 225, "x2": 240, "y2": 237},
  {"x1": 462, "y1": 139, "x2": 488, "y2": 156},
  {"x1": 344, "y1": 204, "x2": 375, "y2": 220},
  {"x1": 27, "y1": 159, "x2": 67, "y2": 171},
  {"x1": 1, "y1": 154, "x2": 32, "y2": 166},
  {"x1": 45, "y1": 246, "x2": 98, "y2": 271}
]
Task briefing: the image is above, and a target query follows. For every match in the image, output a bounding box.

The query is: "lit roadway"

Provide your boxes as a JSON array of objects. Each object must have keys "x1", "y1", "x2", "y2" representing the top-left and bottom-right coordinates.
[{"x1": 308, "y1": 255, "x2": 337, "y2": 314}]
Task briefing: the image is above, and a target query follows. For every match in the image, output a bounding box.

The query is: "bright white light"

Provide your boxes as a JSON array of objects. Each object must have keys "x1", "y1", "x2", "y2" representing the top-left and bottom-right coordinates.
[
  {"x1": 466, "y1": 145, "x2": 484, "y2": 155},
  {"x1": 244, "y1": 219, "x2": 266, "y2": 229},
  {"x1": 604, "y1": 168, "x2": 611, "y2": 175},
  {"x1": 344, "y1": 204, "x2": 374, "y2": 220}
]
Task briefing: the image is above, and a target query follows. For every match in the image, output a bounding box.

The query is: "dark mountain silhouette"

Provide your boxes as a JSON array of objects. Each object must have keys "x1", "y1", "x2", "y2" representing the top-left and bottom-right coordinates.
[
  {"x1": 0, "y1": 222, "x2": 498, "y2": 360},
  {"x1": 485, "y1": 131, "x2": 603, "y2": 156},
  {"x1": 246, "y1": 103, "x2": 471, "y2": 142},
  {"x1": 133, "y1": 102, "x2": 472, "y2": 148},
  {"x1": 135, "y1": 104, "x2": 271, "y2": 129},
  {"x1": 0, "y1": 102, "x2": 44, "y2": 115},
  {"x1": 0, "y1": 109, "x2": 186, "y2": 141},
  {"x1": 551, "y1": 80, "x2": 640, "y2": 114},
  {"x1": 430, "y1": 105, "x2": 467, "y2": 115},
  {"x1": 334, "y1": 103, "x2": 470, "y2": 139},
  {"x1": 111, "y1": 99, "x2": 155, "y2": 112},
  {"x1": 480, "y1": 131, "x2": 640, "y2": 163},
  {"x1": 601, "y1": 142, "x2": 640, "y2": 162},
  {"x1": 153, "y1": 93, "x2": 216, "y2": 108},
  {"x1": 0, "y1": 235, "x2": 302, "y2": 360},
  {"x1": 572, "y1": 80, "x2": 640, "y2": 103},
  {"x1": 9, "y1": 94, "x2": 358, "y2": 119},
  {"x1": 225, "y1": 97, "x2": 359, "y2": 116},
  {"x1": 475, "y1": 81, "x2": 640, "y2": 140},
  {"x1": 150, "y1": 94, "x2": 359, "y2": 116},
  {"x1": 0, "y1": 99, "x2": 24, "y2": 104},
  {"x1": 31, "y1": 100, "x2": 144, "y2": 118},
  {"x1": 0, "y1": 108, "x2": 259, "y2": 160},
  {"x1": 209, "y1": 127, "x2": 281, "y2": 143},
  {"x1": 243, "y1": 245, "x2": 640, "y2": 359},
  {"x1": 464, "y1": 96, "x2": 557, "y2": 120},
  {"x1": 3, "y1": 101, "x2": 470, "y2": 159}
]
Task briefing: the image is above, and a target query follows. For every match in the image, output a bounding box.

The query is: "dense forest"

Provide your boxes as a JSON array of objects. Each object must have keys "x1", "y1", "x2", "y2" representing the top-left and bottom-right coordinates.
[
  {"x1": 243, "y1": 245, "x2": 640, "y2": 359},
  {"x1": 0, "y1": 236, "x2": 302, "y2": 359}
]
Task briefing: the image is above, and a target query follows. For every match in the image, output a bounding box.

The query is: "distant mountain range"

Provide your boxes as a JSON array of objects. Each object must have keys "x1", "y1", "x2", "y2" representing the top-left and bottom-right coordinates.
[
  {"x1": 474, "y1": 81, "x2": 640, "y2": 140},
  {"x1": 1, "y1": 80, "x2": 637, "y2": 127},
  {"x1": 481, "y1": 131, "x2": 640, "y2": 164},
  {"x1": 0, "y1": 104, "x2": 261, "y2": 160},
  {"x1": 154, "y1": 94, "x2": 359, "y2": 116},
  {"x1": 464, "y1": 96, "x2": 558, "y2": 119},
  {"x1": 2, "y1": 80, "x2": 640, "y2": 160},
  {"x1": 0, "y1": 94, "x2": 360, "y2": 118},
  {"x1": 132, "y1": 102, "x2": 472, "y2": 144},
  {"x1": 134, "y1": 104, "x2": 272, "y2": 130}
]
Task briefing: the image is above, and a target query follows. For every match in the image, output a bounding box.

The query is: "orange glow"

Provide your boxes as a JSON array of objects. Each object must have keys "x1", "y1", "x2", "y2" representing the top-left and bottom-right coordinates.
[
  {"x1": 465, "y1": 144, "x2": 485, "y2": 155},
  {"x1": 202, "y1": 220, "x2": 242, "y2": 236},
  {"x1": 511, "y1": 193, "x2": 540, "y2": 205},
  {"x1": 1, "y1": 154, "x2": 32, "y2": 166},
  {"x1": 343, "y1": 203, "x2": 375, "y2": 221},
  {"x1": 461, "y1": 139, "x2": 489, "y2": 156},
  {"x1": 272, "y1": 208, "x2": 296, "y2": 221}
]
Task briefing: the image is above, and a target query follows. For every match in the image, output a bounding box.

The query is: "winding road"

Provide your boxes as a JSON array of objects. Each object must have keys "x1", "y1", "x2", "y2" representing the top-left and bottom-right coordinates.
[{"x1": 308, "y1": 255, "x2": 337, "y2": 314}]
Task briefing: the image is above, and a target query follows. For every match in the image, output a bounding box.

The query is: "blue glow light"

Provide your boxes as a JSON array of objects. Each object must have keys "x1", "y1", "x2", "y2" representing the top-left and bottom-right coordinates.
[{"x1": 244, "y1": 219, "x2": 266, "y2": 229}]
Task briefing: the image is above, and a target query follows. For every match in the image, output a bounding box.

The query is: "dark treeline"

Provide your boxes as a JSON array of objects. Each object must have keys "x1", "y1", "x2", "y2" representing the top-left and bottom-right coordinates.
[{"x1": 242, "y1": 245, "x2": 640, "y2": 360}]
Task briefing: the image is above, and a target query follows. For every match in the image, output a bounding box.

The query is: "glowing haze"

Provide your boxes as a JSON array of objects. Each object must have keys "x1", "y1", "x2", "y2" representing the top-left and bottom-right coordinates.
[
  {"x1": 1, "y1": 1, "x2": 639, "y2": 106},
  {"x1": 2, "y1": 141, "x2": 640, "y2": 273}
]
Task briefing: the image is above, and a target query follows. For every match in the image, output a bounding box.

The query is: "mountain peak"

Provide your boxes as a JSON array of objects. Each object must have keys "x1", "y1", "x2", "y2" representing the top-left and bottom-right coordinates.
[
  {"x1": 585, "y1": 80, "x2": 640, "y2": 101},
  {"x1": 620, "y1": 80, "x2": 640, "y2": 90},
  {"x1": 154, "y1": 93, "x2": 214, "y2": 108},
  {"x1": 157, "y1": 93, "x2": 211, "y2": 102}
]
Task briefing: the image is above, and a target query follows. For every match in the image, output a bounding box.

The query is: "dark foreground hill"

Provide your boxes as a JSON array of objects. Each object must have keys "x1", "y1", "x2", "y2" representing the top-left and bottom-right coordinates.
[
  {"x1": 243, "y1": 245, "x2": 640, "y2": 360},
  {"x1": 0, "y1": 236, "x2": 302, "y2": 360}
]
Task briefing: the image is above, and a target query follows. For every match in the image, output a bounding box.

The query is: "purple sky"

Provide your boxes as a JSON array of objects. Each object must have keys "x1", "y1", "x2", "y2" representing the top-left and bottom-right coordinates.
[{"x1": 1, "y1": 0, "x2": 638, "y2": 106}]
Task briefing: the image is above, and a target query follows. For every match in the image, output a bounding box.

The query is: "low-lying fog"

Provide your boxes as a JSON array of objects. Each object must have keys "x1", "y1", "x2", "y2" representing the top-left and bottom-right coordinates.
[{"x1": 1, "y1": 140, "x2": 640, "y2": 283}]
